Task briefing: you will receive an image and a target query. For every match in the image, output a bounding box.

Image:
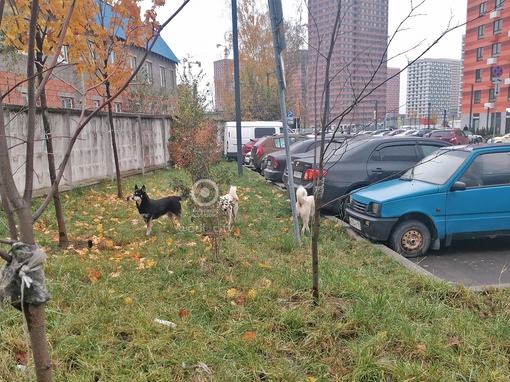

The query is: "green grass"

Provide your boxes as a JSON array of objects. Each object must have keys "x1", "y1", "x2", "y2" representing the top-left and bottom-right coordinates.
[{"x1": 2, "y1": 160, "x2": 510, "y2": 381}]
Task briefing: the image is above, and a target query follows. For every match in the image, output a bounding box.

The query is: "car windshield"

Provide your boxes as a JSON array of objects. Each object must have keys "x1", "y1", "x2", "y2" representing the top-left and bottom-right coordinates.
[{"x1": 400, "y1": 148, "x2": 471, "y2": 184}]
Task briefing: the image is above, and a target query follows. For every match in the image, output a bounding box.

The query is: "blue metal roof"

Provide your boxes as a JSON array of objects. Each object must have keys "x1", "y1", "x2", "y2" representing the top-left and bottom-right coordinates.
[
  {"x1": 98, "y1": 1, "x2": 178, "y2": 64},
  {"x1": 151, "y1": 35, "x2": 179, "y2": 63}
]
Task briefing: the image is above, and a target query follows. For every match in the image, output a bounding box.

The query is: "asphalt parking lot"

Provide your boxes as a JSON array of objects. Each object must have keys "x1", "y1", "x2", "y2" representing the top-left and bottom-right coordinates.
[
  {"x1": 343, "y1": 222, "x2": 510, "y2": 291},
  {"x1": 409, "y1": 237, "x2": 510, "y2": 290}
]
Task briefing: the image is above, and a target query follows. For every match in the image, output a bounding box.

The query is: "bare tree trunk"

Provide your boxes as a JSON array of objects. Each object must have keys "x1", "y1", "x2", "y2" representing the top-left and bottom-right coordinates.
[
  {"x1": 25, "y1": 303, "x2": 52, "y2": 382},
  {"x1": 105, "y1": 82, "x2": 123, "y2": 199},
  {"x1": 36, "y1": 56, "x2": 69, "y2": 247},
  {"x1": 22, "y1": 1, "x2": 52, "y2": 379}
]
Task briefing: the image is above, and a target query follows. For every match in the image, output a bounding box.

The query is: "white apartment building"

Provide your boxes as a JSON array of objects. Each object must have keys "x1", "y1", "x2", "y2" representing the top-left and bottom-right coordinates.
[{"x1": 406, "y1": 58, "x2": 462, "y2": 126}]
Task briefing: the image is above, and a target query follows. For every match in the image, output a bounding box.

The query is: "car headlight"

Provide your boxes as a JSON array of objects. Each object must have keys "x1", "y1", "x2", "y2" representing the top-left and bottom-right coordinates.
[{"x1": 368, "y1": 202, "x2": 382, "y2": 216}]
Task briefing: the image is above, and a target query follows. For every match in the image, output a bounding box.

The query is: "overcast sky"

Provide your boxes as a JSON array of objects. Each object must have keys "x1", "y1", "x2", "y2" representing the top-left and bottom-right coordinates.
[{"x1": 155, "y1": 0, "x2": 468, "y2": 111}]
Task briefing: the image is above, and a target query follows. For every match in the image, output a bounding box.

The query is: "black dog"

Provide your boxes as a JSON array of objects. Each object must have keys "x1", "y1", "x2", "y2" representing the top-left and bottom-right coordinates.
[{"x1": 128, "y1": 185, "x2": 182, "y2": 236}]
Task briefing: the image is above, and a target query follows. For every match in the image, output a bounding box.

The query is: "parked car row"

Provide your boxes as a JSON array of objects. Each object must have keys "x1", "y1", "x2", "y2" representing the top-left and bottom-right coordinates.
[
  {"x1": 282, "y1": 136, "x2": 452, "y2": 218},
  {"x1": 242, "y1": 129, "x2": 510, "y2": 258},
  {"x1": 345, "y1": 143, "x2": 510, "y2": 258}
]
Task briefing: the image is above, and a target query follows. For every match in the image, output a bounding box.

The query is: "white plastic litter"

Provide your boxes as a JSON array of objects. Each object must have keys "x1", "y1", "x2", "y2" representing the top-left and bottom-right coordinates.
[{"x1": 153, "y1": 318, "x2": 177, "y2": 328}]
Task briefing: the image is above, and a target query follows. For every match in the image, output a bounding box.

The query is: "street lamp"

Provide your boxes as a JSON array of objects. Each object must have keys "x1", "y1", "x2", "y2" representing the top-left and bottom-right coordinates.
[
  {"x1": 468, "y1": 83, "x2": 474, "y2": 131},
  {"x1": 427, "y1": 102, "x2": 431, "y2": 129},
  {"x1": 216, "y1": 43, "x2": 229, "y2": 59},
  {"x1": 484, "y1": 102, "x2": 494, "y2": 136}
]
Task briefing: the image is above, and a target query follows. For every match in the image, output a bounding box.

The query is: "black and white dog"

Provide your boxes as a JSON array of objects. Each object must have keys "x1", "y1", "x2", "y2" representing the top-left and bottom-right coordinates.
[
  {"x1": 218, "y1": 186, "x2": 239, "y2": 231},
  {"x1": 128, "y1": 185, "x2": 182, "y2": 236}
]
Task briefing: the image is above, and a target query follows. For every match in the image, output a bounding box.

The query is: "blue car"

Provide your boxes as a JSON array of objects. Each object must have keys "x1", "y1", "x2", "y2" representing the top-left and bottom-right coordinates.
[{"x1": 345, "y1": 143, "x2": 510, "y2": 257}]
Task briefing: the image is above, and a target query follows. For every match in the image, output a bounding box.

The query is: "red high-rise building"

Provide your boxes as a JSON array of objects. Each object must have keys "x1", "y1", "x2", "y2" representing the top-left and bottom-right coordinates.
[
  {"x1": 462, "y1": 0, "x2": 509, "y2": 134},
  {"x1": 386, "y1": 67, "x2": 401, "y2": 127},
  {"x1": 307, "y1": 0, "x2": 388, "y2": 131}
]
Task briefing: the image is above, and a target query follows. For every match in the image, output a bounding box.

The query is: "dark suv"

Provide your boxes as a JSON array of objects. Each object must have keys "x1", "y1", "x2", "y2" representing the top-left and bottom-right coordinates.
[{"x1": 283, "y1": 136, "x2": 452, "y2": 217}]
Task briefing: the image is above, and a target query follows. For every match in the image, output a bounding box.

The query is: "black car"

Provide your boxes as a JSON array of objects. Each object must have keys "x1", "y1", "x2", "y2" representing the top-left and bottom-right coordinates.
[
  {"x1": 263, "y1": 135, "x2": 347, "y2": 183},
  {"x1": 283, "y1": 136, "x2": 452, "y2": 217}
]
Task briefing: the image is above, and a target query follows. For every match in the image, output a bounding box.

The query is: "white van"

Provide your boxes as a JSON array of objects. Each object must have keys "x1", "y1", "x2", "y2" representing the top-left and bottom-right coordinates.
[{"x1": 223, "y1": 121, "x2": 284, "y2": 160}]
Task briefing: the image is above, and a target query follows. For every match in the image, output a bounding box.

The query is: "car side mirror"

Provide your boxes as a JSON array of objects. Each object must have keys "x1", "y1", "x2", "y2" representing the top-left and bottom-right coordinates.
[{"x1": 451, "y1": 181, "x2": 467, "y2": 191}]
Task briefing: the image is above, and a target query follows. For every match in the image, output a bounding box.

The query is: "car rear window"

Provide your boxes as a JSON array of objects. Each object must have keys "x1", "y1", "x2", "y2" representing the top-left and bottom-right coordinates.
[
  {"x1": 254, "y1": 128, "x2": 276, "y2": 138},
  {"x1": 431, "y1": 131, "x2": 453, "y2": 137}
]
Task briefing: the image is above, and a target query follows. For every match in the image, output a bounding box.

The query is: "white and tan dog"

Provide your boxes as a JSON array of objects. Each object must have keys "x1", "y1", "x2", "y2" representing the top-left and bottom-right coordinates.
[
  {"x1": 296, "y1": 185, "x2": 315, "y2": 234},
  {"x1": 218, "y1": 186, "x2": 239, "y2": 231}
]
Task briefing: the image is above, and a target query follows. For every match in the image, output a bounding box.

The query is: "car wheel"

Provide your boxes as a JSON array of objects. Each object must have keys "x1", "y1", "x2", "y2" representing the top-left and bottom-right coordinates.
[
  {"x1": 338, "y1": 197, "x2": 348, "y2": 222},
  {"x1": 389, "y1": 220, "x2": 431, "y2": 258}
]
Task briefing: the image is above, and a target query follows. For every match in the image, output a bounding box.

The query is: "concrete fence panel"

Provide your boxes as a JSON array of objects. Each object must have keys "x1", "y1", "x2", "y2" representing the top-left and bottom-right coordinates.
[{"x1": 3, "y1": 105, "x2": 171, "y2": 194}]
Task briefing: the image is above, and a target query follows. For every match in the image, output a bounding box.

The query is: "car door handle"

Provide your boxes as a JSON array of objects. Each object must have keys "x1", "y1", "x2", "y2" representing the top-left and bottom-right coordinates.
[{"x1": 372, "y1": 168, "x2": 383, "y2": 174}]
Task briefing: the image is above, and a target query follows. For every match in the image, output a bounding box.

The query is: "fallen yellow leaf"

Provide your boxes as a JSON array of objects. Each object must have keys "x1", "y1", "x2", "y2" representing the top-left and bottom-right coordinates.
[{"x1": 242, "y1": 331, "x2": 256, "y2": 341}]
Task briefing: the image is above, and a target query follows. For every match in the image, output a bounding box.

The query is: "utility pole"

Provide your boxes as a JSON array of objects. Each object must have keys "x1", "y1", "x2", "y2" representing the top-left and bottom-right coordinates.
[
  {"x1": 232, "y1": 0, "x2": 243, "y2": 175},
  {"x1": 268, "y1": 0, "x2": 300, "y2": 245},
  {"x1": 427, "y1": 102, "x2": 431, "y2": 129}
]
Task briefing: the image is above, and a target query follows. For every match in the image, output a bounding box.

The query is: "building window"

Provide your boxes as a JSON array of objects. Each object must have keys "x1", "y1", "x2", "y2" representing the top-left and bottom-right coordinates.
[
  {"x1": 93, "y1": 99, "x2": 101, "y2": 108},
  {"x1": 492, "y1": 42, "x2": 501, "y2": 57},
  {"x1": 58, "y1": 45, "x2": 69, "y2": 63},
  {"x1": 496, "y1": 0, "x2": 504, "y2": 11},
  {"x1": 170, "y1": 69, "x2": 175, "y2": 88},
  {"x1": 129, "y1": 55, "x2": 137, "y2": 71},
  {"x1": 478, "y1": 25, "x2": 485, "y2": 39},
  {"x1": 144, "y1": 61, "x2": 153, "y2": 83},
  {"x1": 477, "y1": 47, "x2": 484, "y2": 61},
  {"x1": 489, "y1": 88, "x2": 496, "y2": 102},
  {"x1": 114, "y1": 102, "x2": 122, "y2": 112},
  {"x1": 494, "y1": 19, "x2": 503, "y2": 34},
  {"x1": 160, "y1": 66, "x2": 166, "y2": 87},
  {"x1": 62, "y1": 97, "x2": 73, "y2": 108},
  {"x1": 480, "y1": 2, "x2": 487, "y2": 15},
  {"x1": 109, "y1": 50, "x2": 117, "y2": 64},
  {"x1": 475, "y1": 69, "x2": 483, "y2": 82},
  {"x1": 474, "y1": 90, "x2": 481, "y2": 103},
  {"x1": 21, "y1": 91, "x2": 28, "y2": 104}
]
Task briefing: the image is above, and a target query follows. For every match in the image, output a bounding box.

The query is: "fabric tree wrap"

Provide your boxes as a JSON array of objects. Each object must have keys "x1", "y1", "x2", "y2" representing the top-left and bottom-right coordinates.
[{"x1": 0, "y1": 243, "x2": 51, "y2": 311}]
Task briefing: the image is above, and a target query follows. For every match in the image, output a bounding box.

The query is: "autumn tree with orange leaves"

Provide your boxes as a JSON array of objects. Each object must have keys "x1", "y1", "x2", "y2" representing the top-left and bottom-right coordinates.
[
  {"x1": 70, "y1": 0, "x2": 166, "y2": 199},
  {"x1": 2, "y1": 0, "x2": 99, "y2": 247},
  {"x1": 218, "y1": 0, "x2": 305, "y2": 122},
  {"x1": 0, "y1": 1, "x2": 189, "y2": 380}
]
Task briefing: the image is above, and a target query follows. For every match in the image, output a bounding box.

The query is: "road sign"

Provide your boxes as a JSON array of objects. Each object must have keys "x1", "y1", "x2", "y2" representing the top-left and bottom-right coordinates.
[
  {"x1": 287, "y1": 110, "x2": 294, "y2": 118},
  {"x1": 493, "y1": 65, "x2": 504, "y2": 77},
  {"x1": 492, "y1": 78, "x2": 503, "y2": 84}
]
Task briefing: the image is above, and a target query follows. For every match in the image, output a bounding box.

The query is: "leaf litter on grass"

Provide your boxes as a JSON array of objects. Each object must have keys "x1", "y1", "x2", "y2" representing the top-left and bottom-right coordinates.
[{"x1": 2, "y1": 164, "x2": 510, "y2": 381}]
